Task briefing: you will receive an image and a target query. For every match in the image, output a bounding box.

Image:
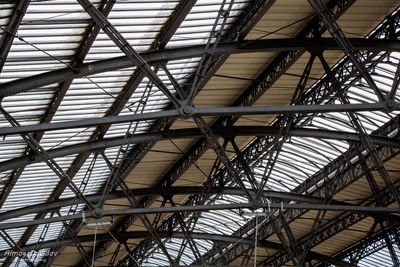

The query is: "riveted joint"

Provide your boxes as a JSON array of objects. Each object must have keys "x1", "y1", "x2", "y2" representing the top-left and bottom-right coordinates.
[
  {"x1": 92, "y1": 208, "x2": 104, "y2": 219},
  {"x1": 386, "y1": 99, "x2": 400, "y2": 110},
  {"x1": 251, "y1": 198, "x2": 263, "y2": 210},
  {"x1": 178, "y1": 101, "x2": 194, "y2": 118}
]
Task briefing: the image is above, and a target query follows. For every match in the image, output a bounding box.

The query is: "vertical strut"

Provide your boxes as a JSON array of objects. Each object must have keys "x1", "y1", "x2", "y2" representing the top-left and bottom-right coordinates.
[
  {"x1": 162, "y1": 59, "x2": 255, "y2": 202},
  {"x1": 187, "y1": 0, "x2": 236, "y2": 102},
  {"x1": 230, "y1": 138, "x2": 261, "y2": 194},
  {"x1": 108, "y1": 243, "x2": 121, "y2": 267},
  {"x1": 168, "y1": 198, "x2": 206, "y2": 265},
  {"x1": 269, "y1": 213, "x2": 299, "y2": 266},
  {"x1": 255, "y1": 53, "x2": 316, "y2": 199}
]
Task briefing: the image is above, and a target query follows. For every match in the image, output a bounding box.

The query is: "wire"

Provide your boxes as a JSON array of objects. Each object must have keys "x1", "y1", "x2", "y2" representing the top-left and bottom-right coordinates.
[
  {"x1": 91, "y1": 224, "x2": 97, "y2": 267},
  {"x1": 101, "y1": 224, "x2": 140, "y2": 266}
]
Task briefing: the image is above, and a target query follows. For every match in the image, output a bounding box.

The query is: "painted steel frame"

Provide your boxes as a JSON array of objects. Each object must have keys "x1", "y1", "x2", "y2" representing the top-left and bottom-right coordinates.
[{"x1": 0, "y1": 0, "x2": 400, "y2": 266}]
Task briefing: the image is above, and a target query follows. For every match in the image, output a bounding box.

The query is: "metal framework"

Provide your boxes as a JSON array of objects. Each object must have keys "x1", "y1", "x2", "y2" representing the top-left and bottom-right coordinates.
[{"x1": 0, "y1": 0, "x2": 400, "y2": 266}]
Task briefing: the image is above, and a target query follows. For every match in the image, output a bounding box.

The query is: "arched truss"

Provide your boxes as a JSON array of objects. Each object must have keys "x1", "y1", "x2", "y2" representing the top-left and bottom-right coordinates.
[{"x1": 0, "y1": 0, "x2": 400, "y2": 266}]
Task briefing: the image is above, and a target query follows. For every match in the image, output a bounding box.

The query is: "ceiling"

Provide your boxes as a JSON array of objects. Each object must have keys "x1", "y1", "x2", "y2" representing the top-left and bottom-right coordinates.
[{"x1": 0, "y1": 0, "x2": 400, "y2": 266}]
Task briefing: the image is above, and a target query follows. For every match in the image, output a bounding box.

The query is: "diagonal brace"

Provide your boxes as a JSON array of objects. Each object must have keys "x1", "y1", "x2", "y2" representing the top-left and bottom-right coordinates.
[
  {"x1": 193, "y1": 115, "x2": 254, "y2": 202},
  {"x1": 308, "y1": 0, "x2": 386, "y2": 102},
  {"x1": 0, "y1": 230, "x2": 35, "y2": 267},
  {"x1": 0, "y1": 106, "x2": 94, "y2": 210},
  {"x1": 100, "y1": 152, "x2": 175, "y2": 265},
  {"x1": 77, "y1": 0, "x2": 180, "y2": 108}
]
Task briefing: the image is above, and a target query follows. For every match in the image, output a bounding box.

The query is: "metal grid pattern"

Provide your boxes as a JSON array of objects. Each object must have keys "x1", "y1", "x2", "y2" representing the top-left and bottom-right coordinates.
[{"x1": 0, "y1": 0, "x2": 399, "y2": 266}]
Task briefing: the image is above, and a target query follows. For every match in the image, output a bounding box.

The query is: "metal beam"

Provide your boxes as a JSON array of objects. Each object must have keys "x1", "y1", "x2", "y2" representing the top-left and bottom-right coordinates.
[
  {"x1": 0, "y1": 230, "x2": 34, "y2": 267},
  {"x1": 118, "y1": 0, "x2": 358, "y2": 262},
  {"x1": 193, "y1": 116, "x2": 255, "y2": 202},
  {"x1": 6, "y1": 123, "x2": 400, "y2": 176},
  {"x1": 318, "y1": 52, "x2": 400, "y2": 207},
  {"x1": 0, "y1": 0, "x2": 115, "y2": 212},
  {"x1": 0, "y1": 0, "x2": 30, "y2": 72},
  {"x1": 1, "y1": 38, "x2": 400, "y2": 97},
  {"x1": 0, "y1": 231, "x2": 324, "y2": 258},
  {"x1": 0, "y1": 102, "x2": 395, "y2": 137},
  {"x1": 87, "y1": 0, "x2": 357, "y2": 264},
  {"x1": 308, "y1": 0, "x2": 386, "y2": 102},
  {"x1": 1, "y1": 125, "x2": 399, "y2": 173},
  {"x1": 0, "y1": 2, "x2": 116, "y2": 266},
  {"x1": 213, "y1": 125, "x2": 400, "y2": 265},
  {"x1": 0, "y1": 107, "x2": 94, "y2": 209},
  {"x1": 78, "y1": 0, "x2": 180, "y2": 108},
  {"x1": 0, "y1": 186, "x2": 344, "y2": 224},
  {"x1": 327, "y1": 225, "x2": 400, "y2": 265},
  {"x1": 263, "y1": 181, "x2": 400, "y2": 265},
  {"x1": 0, "y1": 203, "x2": 398, "y2": 230},
  {"x1": 0, "y1": 231, "x2": 356, "y2": 267}
]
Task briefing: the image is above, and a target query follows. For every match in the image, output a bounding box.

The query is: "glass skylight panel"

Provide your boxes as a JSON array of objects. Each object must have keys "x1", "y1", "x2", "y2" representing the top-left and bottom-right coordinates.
[
  {"x1": 2, "y1": 85, "x2": 55, "y2": 123},
  {"x1": 4, "y1": 1, "x2": 400, "y2": 266},
  {"x1": 167, "y1": 0, "x2": 250, "y2": 48},
  {"x1": 1, "y1": 2, "x2": 96, "y2": 84},
  {"x1": 0, "y1": 3, "x2": 14, "y2": 44},
  {"x1": 0, "y1": 62, "x2": 66, "y2": 84},
  {"x1": 1, "y1": 154, "x2": 76, "y2": 212},
  {"x1": 84, "y1": 1, "x2": 178, "y2": 62},
  {"x1": 59, "y1": 152, "x2": 109, "y2": 199},
  {"x1": 0, "y1": 227, "x2": 28, "y2": 257},
  {"x1": 39, "y1": 127, "x2": 96, "y2": 150},
  {"x1": 357, "y1": 243, "x2": 400, "y2": 267},
  {"x1": 26, "y1": 220, "x2": 64, "y2": 254},
  {"x1": 0, "y1": 134, "x2": 26, "y2": 162}
]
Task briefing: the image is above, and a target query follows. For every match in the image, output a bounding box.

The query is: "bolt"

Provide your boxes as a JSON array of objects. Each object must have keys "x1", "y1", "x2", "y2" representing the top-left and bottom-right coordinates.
[
  {"x1": 92, "y1": 208, "x2": 104, "y2": 219},
  {"x1": 183, "y1": 105, "x2": 192, "y2": 114},
  {"x1": 251, "y1": 198, "x2": 263, "y2": 210},
  {"x1": 386, "y1": 99, "x2": 397, "y2": 110}
]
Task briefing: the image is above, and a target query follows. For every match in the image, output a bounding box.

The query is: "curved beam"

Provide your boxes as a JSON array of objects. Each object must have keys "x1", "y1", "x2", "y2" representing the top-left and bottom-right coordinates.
[
  {"x1": 0, "y1": 230, "x2": 353, "y2": 267},
  {"x1": 0, "y1": 202, "x2": 399, "y2": 230},
  {"x1": 0, "y1": 102, "x2": 394, "y2": 137},
  {"x1": 0, "y1": 186, "x2": 343, "y2": 223},
  {"x1": 1, "y1": 38, "x2": 400, "y2": 96},
  {"x1": 1, "y1": 126, "x2": 399, "y2": 172}
]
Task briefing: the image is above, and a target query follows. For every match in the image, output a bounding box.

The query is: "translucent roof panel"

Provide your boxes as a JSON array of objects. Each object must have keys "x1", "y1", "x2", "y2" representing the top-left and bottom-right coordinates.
[
  {"x1": 0, "y1": 1, "x2": 102, "y2": 84},
  {"x1": 167, "y1": 0, "x2": 251, "y2": 47},
  {"x1": 1, "y1": 1, "x2": 398, "y2": 266},
  {"x1": 84, "y1": 0, "x2": 179, "y2": 62},
  {"x1": 1, "y1": 154, "x2": 77, "y2": 212},
  {"x1": 139, "y1": 11, "x2": 400, "y2": 265}
]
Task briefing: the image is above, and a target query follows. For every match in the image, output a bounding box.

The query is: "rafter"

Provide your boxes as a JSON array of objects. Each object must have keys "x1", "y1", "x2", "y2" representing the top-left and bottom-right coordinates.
[
  {"x1": 2, "y1": 38, "x2": 400, "y2": 97},
  {"x1": 0, "y1": 0, "x2": 30, "y2": 72}
]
